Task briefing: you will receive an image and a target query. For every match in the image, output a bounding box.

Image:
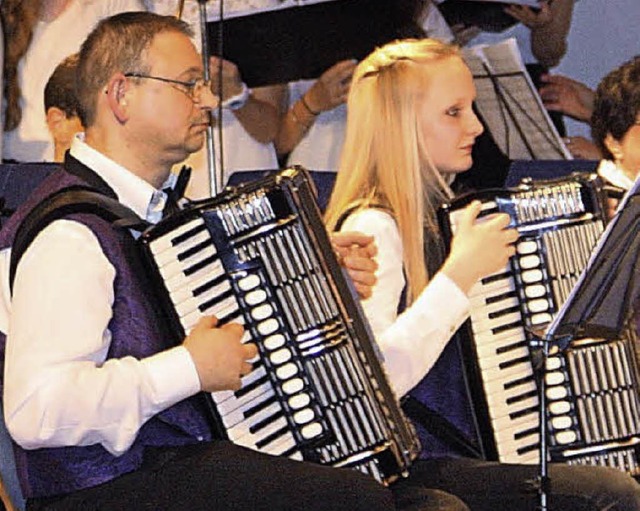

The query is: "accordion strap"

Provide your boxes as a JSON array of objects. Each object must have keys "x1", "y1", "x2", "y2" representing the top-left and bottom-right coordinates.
[{"x1": 9, "y1": 186, "x2": 148, "y2": 294}]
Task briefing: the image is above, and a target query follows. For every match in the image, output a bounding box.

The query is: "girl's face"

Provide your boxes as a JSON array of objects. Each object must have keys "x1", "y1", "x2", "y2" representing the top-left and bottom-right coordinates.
[{"x1": 417, "y1": 57, "x2": 484, "y2": 176}]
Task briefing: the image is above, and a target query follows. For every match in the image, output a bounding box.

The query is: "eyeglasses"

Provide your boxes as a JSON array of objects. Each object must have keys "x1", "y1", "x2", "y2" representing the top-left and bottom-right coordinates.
[{"x1": 124, "y1": 73, "x2": 211, "y2": 102}]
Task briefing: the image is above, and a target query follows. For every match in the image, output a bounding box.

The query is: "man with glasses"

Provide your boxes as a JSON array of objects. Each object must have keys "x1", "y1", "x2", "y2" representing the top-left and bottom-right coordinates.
[{"x1": 0, "y1": 12, "x2": 406, "y2": 511}]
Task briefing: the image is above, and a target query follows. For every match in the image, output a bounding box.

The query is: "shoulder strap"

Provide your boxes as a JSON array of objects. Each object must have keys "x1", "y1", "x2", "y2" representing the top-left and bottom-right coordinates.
[
  {"x1": 9, "y1": 186, "x2": 148, "y2": 294},
  {"x1": 335, "y1": 201, "x2": 393, "y2": 232}
]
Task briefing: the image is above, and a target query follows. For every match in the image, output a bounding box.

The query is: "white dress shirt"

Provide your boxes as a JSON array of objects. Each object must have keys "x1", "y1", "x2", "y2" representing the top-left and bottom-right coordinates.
[
  {"x1": 340, "y1": 209, "x2": 471, "y2": 398},
  {"x1": 0, "y1": 136, "x2": 201, "y2": 456}
]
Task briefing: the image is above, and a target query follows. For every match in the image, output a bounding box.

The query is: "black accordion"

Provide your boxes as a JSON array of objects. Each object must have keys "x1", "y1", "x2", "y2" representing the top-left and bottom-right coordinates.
[
  {"x1": 139, "y1": 167, "x2": 420, "y2": 484},
  {"x1": 439, "y1": 173, "x2": 640, "y2": 475}
]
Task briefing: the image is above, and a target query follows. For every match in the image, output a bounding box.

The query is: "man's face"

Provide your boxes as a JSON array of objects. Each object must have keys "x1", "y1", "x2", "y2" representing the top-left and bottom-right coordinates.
[{"x1": 126, "y1": 31, "x2": 215, "y2": 167}]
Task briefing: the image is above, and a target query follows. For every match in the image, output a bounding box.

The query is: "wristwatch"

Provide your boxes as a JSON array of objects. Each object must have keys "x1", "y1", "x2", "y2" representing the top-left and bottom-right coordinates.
[{"x1": 221, "y1": 82, "x2": 250, "y2": 110}]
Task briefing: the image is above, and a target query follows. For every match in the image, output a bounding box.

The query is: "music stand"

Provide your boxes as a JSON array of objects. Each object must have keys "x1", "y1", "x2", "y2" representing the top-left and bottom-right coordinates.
[{"x1": 538, "y1": 176, "x2": 640, "y2": 510}]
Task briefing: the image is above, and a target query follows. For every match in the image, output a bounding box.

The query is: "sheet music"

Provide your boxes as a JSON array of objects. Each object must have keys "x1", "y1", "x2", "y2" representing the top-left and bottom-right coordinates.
[
  {"x1": 440, "y1": 0, "x2": 540, "y2": 6},
  {"x1": 462, "y1": 38, "x2": 571, "y2": 160},
  {"x1": 546, "y1": 172, "x2": 640, "y2": 338},
  {"x1": 203, "y1": 0, "x2": 341, "y2": 21}
]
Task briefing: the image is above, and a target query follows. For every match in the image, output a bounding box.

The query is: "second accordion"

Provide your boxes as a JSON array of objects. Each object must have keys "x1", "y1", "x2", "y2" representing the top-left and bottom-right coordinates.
[
  {"x1": 439, "y1": 173, "x2": 640, "y2": 476},
  {"x1": 139, "y1": 167, "x2": 420, "y2": 484}
]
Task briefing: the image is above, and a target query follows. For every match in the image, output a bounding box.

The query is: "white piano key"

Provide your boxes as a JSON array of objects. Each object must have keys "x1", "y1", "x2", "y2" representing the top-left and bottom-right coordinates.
[
  {"x1": 226, "y1": 400, "x2": 281, "y2": 435},
  {"x1": 472, "y1": 311, "x2": 523, "y2": 335},
  {"x1": 217, "y1": 382, "x2": 272, "y2": 416},
  {"x1": 229, "y1": 405, "x2": 285, "y2": 443},
  {"x1": 469, "y1": 277, "x2": 515, "y2": 301},
  {"x1": 481, "y1": 359, "x2": 535, "y2": 384},
  {"x1": 149, "y1": 218, "x2": 205, "y2": 254},
  {"x1": 478, "y1": 345, "x2": 531, "y2": 371}
]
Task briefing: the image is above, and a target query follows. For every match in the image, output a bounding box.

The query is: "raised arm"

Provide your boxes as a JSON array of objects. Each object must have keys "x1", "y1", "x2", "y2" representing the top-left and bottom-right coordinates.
[
  {"x1": 208, "y1": 56, "x2": 283, "y2": 144},
  {"x1": 505, "y1": 0, "x2": 575, "y2": 68}
]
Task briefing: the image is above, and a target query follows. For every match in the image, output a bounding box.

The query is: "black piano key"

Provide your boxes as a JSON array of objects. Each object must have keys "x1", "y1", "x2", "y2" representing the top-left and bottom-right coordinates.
[
  {"x1": 255, "y1": 423, "x2": 291, "y2": 449},
  {"x1": 244, "y1": 395, "x2": 278, "y2": 419},
  {"x1": 250, "y1": 409, "x2": 285, "y2": 435},
  {"x1": 235, "y1": 373, "x2": 270, "y2": 399},
  {"x1": 170, "y1": 222, "x2": 207, "y2": 246}
]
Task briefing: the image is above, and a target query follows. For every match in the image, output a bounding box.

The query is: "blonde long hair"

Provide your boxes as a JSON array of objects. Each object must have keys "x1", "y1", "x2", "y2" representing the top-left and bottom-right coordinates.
[{"x1": 325, "y1": 38, "x2": 460, "y2": 304}]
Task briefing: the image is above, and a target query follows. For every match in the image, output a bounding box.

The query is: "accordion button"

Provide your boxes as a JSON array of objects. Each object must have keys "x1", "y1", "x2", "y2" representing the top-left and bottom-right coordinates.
[
  {"x1": 270, "y1": 348, "x2": 292, "y2": 365},
  {"x1": 531, "y1": 312, "x2": 552, "y2": 325},
  {"x1": 293, "y1": 408, "x2": 315, "y2": 425},
  {"x1": 546, "y1": 356, "x2": 562, "y2": 370},
  {"x1": 289, "y1": 393, "x2": 311, "y2": 410},
  {"x1": 549, "y1": 401, "x2": 571, "y2": 415},
  {"x1": 522, "y1": 269, "x2": 543, "y2": 284},
  {"x1": 524, "y1": 284, "x2": 546, "y2": 298},
  {"x1": 527, "y1": 299, "x2": 549, "y2": 313},
  {"x1": 258, "y1": 318, "x2": 279, "y2": 335},
  {"x1": 246, "y1": 289, "x2": 268, "y2": 305},
  {"x1": 282, "y1": 378, "x2": 304, "y2": 395},
  {"x1": 551, "y1": 416, "x2": 572, "y2": 430},
  {"x1": 517, "y1": 240, "x2": 538, "y2": 254},
  {"x1": 252, "y1": 304, "x2": 274, "y2": 321},
  {"x1": 301, "y1": 422, "x2": 323, "y2": 440},
  {"x1": 264, "y1": 334, "x2": 286, "y2": 350},
  {"x1": 519, "y1": 254, "x2": 541, "y2": 270},
  {"x1": 238, "y1": 274, "x2": 261, "y2": 291},
  {"x1": 555, "y1": 430, "x2": 577, "y2": 445},
  {"x1": 545, "y1": 371, "x2": 565, "y2": 386},
  {"x1": 276, "y1": 363, "x2": 298, "y2": 379},
  {"x1": 546, "y1": 386, "x2": 568, "y2": 400}
]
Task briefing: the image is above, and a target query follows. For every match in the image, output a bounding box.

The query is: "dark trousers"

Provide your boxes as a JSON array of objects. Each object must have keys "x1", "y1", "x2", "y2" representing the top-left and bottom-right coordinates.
[
  {"x1": 25, "y1": 441, "x2": 468, "y2": 511},
  {"x1": 27, "y1": 441, "x2": 395, "y2": 511},
  {"x1": 400, "y1": 457, "x2": 640, "y2": 511}
]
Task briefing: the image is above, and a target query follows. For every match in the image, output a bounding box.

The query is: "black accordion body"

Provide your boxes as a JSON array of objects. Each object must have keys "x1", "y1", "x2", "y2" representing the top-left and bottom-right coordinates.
[
  {"x1": 439, "y1": 173, "x2": 640, "y2": 475},
  {"x1": 139, "y1": 167, "x2": 420, "y2": 483}
]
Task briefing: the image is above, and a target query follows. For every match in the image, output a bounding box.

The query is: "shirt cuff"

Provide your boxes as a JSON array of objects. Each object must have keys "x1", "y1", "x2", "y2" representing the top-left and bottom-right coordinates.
[{"x1": 141, "y1": 346, "x2": 202, "y2": 410}]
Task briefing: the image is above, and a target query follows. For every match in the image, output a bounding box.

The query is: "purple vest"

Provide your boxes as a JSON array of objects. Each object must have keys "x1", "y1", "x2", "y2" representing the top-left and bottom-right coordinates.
[{"x1": 0, "y1": 166, "x2": 212, "y2": 499}]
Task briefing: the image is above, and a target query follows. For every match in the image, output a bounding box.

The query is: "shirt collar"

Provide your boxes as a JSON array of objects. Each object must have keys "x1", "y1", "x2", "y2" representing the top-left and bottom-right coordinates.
[
  {"x1": 70, "y1": 134, "x2": 176, "y2": 224},
  {"x1": 597, "y1": 159, "x2": 635, "y2": 191}
]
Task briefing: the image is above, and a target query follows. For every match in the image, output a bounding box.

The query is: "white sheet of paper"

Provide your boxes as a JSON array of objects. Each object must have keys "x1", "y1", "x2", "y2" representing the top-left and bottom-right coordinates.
[{"x1": 462, "y1": 38, "x2": 571, "y2": 160}]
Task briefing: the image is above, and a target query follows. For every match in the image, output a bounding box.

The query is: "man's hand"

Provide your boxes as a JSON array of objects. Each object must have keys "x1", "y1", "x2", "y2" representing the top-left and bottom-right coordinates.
[
  {"x1": 304, "y1": 60, "x2": 357, "y2": 114},
  {"x1": 183, "y1": 316, "x2": 257, "y2": 392},
  {"x1": 504, "y1": 1, "x2": 553, "y2": 29},
  {"x1": 540, "y1": 74, "x2": 595, "y2": 122},
  {"x1": 208, "y1": 56, "x2": 245, "y2": 101},
  {"x1": 331, "y1": 231, "x2": 378, "y2": 299}
]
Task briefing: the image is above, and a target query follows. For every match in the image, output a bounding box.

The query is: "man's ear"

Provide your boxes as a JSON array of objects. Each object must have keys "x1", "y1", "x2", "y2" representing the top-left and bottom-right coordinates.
[
  {"x1": 45, "y1": 106, "x2": 66, "y2": 136},
  {"x1": 604, "y1": 133, "x2": 622, "y2": 162},
  {"x1": 105, "y1": 73, "x2": 131, "y2": 123}
]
